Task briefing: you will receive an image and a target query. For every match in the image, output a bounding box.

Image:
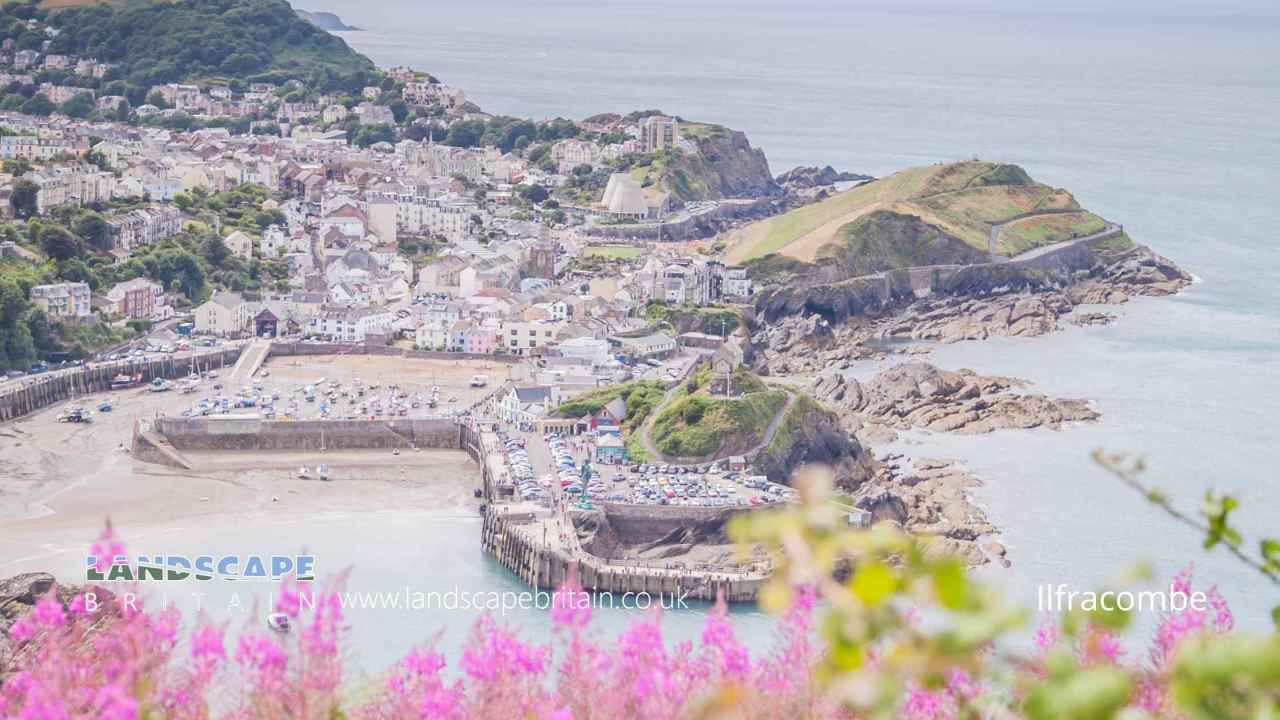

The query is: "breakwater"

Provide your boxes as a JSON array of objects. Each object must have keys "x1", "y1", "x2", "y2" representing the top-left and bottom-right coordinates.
[
  {"x1": 0, "y1": 348, "x2": 241, "y2": 423},
  {"x1": 138, "y1": 416, "x2": 464, "y2": 454},
  {"x1": 480, "y1": 509, "x2": 764, "y2": 602}
]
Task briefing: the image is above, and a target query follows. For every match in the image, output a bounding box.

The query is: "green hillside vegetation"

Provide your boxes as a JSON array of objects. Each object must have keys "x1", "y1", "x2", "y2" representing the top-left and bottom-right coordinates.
[
  {"x1": 0, "y1": 0, "x2": 377, "y2": 107},
  {"x1": 1088, "y1": 229, "x2": 1136, "y2": 253},
  {"x1": 582, "y1": 245, "x2": 644, "y2": 260},
  {"x1": 0, "y1": 182, "x2": 293, "y2": 371},
  {"x1": 0, "y1": 259, "x2": 137, "y2": 372},
  {"x1": 651, "y1": 389, "x2": 786, "y2": 459},
  {"x1": 818, "y1": 211, "x2": 990, "y2": 277},
  {"x1": 997, "y1": 211, "x2": 1107, "y2": 255},
  {"x1": 553, "y1": 380, "x2": 665, "y2": 433},
  {"x1": 763, "y1": 393, "x2": 820, "y2": 458},
  {"x1": 644, "y1": 300, "x2": 741, "y2": 336},
  {"x1": 623, "y1": 148, "x2": 718, "y2": 202},
  {"x1": 726, "y1": 160, "x2": 1109, "y2": 273}
]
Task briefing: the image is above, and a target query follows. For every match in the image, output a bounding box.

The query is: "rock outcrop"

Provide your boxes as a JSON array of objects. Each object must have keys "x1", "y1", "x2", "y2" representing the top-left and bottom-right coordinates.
[
  {"x1": 1, "y1": 573, "x2": 114, "y2": 664},
  {"x1": 851, "y1": 456, "x2": 1000, "y2": 567},
  {"x1": 811, "y1": 363, "x2": 1098, "y2": 442},
  {"x1": 752, "y1": 395, "x2": 875, "y2": 491},
  {"x1": 878, "y1": 292, "x2": 1071, "y2": 343},
  {"x1": 776, "y1": 165, "x2": 873, "y2": 191}
]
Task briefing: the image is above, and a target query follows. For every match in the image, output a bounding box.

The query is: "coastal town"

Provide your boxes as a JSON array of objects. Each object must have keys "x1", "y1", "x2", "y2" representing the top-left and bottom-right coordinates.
[
  {"x1": 0, "y1": 0, "x2": 1195, "y2": 605},
  {"x1": 0, "y1": 0, "x2": 1270, "y2": 716}
]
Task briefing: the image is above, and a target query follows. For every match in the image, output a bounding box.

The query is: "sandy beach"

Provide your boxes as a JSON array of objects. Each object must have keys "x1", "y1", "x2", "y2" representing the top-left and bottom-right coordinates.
[{"x1": 0, "y1": 354, "x2": 497, "y2": 578}]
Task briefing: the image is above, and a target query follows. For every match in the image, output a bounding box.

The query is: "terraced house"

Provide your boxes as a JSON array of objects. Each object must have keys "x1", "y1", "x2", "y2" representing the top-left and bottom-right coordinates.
[
  {"x1": 29, "y1": 282, "x2": 90, "y2": 318},
  {"x1": 104, "y1": 206, "x2": 182, "y2": 253}
]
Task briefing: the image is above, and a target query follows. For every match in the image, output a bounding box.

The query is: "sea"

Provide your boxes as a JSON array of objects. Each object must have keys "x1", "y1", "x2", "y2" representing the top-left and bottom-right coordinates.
[
  {"x1": 27, "y1": 0, "x2": 1280, "y2": 675},
  {"x1": 312, "y1": 0, "x2": 1280, "y2": 666}
]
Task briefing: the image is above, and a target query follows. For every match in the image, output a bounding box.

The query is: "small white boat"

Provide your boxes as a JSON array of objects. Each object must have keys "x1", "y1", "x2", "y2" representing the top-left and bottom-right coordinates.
[
  {"x1": 267, "y1": 612, "x2": 291, "y2": 633},
  {"x1": 298, "y1": 466, "x2": 310, "y2": 479},
  {"x1": 317, "y1": 464, "x2": 330, "y2": 481}
]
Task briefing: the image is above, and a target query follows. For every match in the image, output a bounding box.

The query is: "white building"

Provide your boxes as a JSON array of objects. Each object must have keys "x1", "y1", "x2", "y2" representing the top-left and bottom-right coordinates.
[
  {"x1": 194, "y1": 291, "x2": 258, "y2": 335},
  {"x1": 499, "y1": 320, "x2": 565, "y2": 356},
  {"x1": 306, "y1": 305, "x2": 394, "y2": 343}
]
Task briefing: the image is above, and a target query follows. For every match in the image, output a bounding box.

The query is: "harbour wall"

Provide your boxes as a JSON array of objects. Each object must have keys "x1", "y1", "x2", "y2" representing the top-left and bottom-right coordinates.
[
  {"x1": 0, "y1": 348, "x2": 241, "y2": 423},
  {"x1": 600, "y1": 502, "x2": 741, "y2": 544},
  {"x1": 481, "y1": 509, "x2": 763, "y2": 603},
  {"x1": 146, "y1": 416, "x2": 464, "y2": 452},
  {"x1": 268, "y1": 341, "x2": 520, "y2": 364}
]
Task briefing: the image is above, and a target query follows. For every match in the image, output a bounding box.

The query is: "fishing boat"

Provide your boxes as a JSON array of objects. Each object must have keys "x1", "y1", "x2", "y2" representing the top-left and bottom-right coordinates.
[
  {"x1": 149, "y1": 378, "x2": 172, "y2": 392},
  {"x1": 267, "y1": 613, "x2": 291, "y2": 634},
  {"x1": 110, "y1": 373, "x2": 143, "y2": 390}
]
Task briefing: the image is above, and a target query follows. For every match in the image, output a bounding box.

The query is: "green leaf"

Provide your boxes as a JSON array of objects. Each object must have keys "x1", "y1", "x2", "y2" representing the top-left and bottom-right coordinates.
[
  {"x1": 849, "y1": 561, "x2": 898, "y2": 607},
  {"x1": 932, "y1": 559, "x2": 973, "y2": 611},
  {"x1": 1025, "y1": 667, "x2": 1132, "y2": 720},
  {"x1": 1261, "y1": 539, "x2": 1280, "y2": 571}
]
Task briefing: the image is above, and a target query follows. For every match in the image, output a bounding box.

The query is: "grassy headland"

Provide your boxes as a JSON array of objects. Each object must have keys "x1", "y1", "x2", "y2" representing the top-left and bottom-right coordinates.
[{"x1": 725, "y1": 160, "x2": 1109, "y2": 271}]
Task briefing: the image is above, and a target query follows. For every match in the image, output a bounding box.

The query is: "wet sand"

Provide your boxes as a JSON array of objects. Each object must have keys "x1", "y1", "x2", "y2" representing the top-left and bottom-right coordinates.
[{"x1": 0, "y1": 355, "x2": 493, "y2": 577}]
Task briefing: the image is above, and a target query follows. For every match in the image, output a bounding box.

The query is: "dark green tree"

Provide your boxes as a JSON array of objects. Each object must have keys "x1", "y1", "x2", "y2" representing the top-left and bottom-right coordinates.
[
  {"x1": 38, "y1": 224, "x2": 82, "y2": 262},
  {"x1": 10, "y1": 179, "x2": 38, "y2": 219}
]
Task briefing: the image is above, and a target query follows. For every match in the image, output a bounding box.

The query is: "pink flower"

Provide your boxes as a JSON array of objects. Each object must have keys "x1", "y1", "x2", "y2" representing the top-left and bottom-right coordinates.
[
  {"x1": 460, "y1": 617, "x2": 548, "y2": 682},
  {"x1": 550, "y1": 577, "x2": 592, "y2": 631},
  {"x1": 903, "y1": 685, "x2": 954, "y2": 720},
  {"x1": 276, "y1": 577, "x2": 303, "y2": 618},
  {"x1": 91, "y1": 685, "x2": 138, "y2": 720},
  {"x1": 32, "y1": 592, "x2": 66, "y2": 631},
  {"x1": 701, "y1": 600, "x2": 750, "y2": 681},
  {"x1": 90, "y1": 521, "x2": 126, "y2": 573},
  {"x1": 1207, "y1": 586, "x2": 1234, "y2": 632},
  {"x1": 190, "y1": 625, "x2": 225, "y2": 665},
  {"x1": 8, "y1": 615, "x2": 36, "y2": 645},
  {"x1": 1033, "y1": 615, "x2": 1058, "y2": 655},
  {"x1": 945, "y1": 668, "x2": 979, "y2": 701},
  {"x1": 235, "y1": 633, "x2": 287, "y2": 688}
]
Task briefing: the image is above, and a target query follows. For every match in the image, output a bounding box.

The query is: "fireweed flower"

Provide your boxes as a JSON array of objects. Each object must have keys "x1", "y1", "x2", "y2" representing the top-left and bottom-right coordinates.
[
  {"x1": 90, "y1": 520, "x2": 127, "y2": 573},
  {"x1": 700, "y1": 598, "x2": 750, "y2": 681},
  {"x1": 2, "y1": 525, "x2": 1245, "y2": 720},
  {"x1": 549, "y1": 574, "x2": 592, "y2": 631},
  {"x1": 903, "y1": 685, "x2": 955, "y2": 720}
]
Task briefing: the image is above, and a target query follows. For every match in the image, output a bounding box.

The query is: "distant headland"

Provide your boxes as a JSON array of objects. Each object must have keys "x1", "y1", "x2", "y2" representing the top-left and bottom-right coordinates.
[{"x1": 296, "y1": 8, "x2": 360, "y2": 31}]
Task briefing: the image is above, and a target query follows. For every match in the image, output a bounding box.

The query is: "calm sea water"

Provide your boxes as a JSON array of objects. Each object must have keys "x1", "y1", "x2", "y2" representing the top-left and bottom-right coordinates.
[{"x1": 41, "y1": 1, "x2": 1275, "y2": 668}]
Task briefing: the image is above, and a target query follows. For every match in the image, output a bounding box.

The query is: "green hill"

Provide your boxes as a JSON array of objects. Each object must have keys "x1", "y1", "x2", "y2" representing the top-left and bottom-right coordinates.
[
  {"x1": 724, "y1": 160, "x2": 1113, "y2": 269},
  {"x1": 651, "y1": 390, "x2": 787, "y2": 460},
  {"x1": 2, "y1": 0, "x2": 376, "y2": 103},
  {"x1": 646, "y1": 366, "x2": 783, "y2": 461},
  {"x1": 613, "y1": 119, "x2": 779, "y2": 203}
]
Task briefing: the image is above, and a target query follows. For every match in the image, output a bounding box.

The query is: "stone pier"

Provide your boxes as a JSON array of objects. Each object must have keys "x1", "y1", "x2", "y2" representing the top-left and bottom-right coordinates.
[
  {"x1": 480, "y1": 509, "x2": 765, "y2": 603},
  {"x1": 0, "y1": 348, "x2": 241, "y2": 423}
]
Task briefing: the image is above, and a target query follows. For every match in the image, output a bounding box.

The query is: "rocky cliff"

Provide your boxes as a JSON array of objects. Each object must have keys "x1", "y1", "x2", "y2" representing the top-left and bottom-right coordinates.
[
  {"x1": 753, "y1": 394, "x2": 875, "y2": 491},
  {"x1": 660, "y1": 128, "x2": 781, "y2": 201}
]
